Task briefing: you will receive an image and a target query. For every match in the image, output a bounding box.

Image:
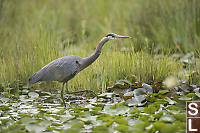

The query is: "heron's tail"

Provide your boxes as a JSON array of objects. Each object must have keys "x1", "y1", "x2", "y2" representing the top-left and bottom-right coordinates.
[{"x1": 28, "y1": 72, "x2": 40, "y2": 87}]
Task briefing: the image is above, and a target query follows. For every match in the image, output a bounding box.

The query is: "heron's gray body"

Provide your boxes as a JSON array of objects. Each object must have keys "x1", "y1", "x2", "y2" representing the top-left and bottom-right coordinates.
[{"x1": 29, "y1": 55, "x2": 83, "y2": 85}]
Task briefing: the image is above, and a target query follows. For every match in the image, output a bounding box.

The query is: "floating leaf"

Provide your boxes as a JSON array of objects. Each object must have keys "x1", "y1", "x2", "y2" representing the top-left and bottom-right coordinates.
[
  {"x1": 153, "y1": 112, "x2": 164, "y2": 119},
  {"x1": 158, "y1": 90, "x2": 169, "y2": 95},
  {"x1": 28, "y1": 92, "x2": 39, "y2": 99},
  {"x1": 155, "y1": 99, "x2": 169, "y2": 104},
  {"x1": 132, "y1": 82, "x2": 142, "y2": 88},
  {"x1": 112, "y1": 80, "x2": 131, "y2": 89},
  {"x1": 165, "y1": 105, "x2": 179, "y2": 110},
  {"x1": 159, "y1": 115, "x2": 175, "y2": 122},
  {"x1": 98, "y1": 93, "x2": 114, "y2": 99},
  {"x1": 0, "y1": 105, "x2": 11, "y2": 111},
  {"x1": 178, "y1": 96, "x2": 192, "y2": 101},
  {"x1": 0, "y1": 96, "x2": 10, "y2": 103},
  {"x1": 164, "y1": 97, "x2": 176, "y2": 105},
  {"x1": 146, "y1": 96, "x2": 156, "y2": 102},
  {"x1": 186, "y1": 93, "x2": 195, "y2": 98},
  {"x1": 194, "y1": 88, "x2": 200, "y2": 98},
  {"x1": 124, "y1": 91, "x2": 134, "y2": 97},
  {"x1": 121, "y1": 91, "x2": 134, "y2": 100},
  {"x1": 71, "y1": 121, "x2": 84, "y2": 128},
  {"x1": 142, "y1": 83, "x2": 153, "y2": 93},
  {"x1": 92, "y1": 125, "x2": 109, "y2": 133},
  {"x1": 173, "y1": 113, "x2": 186, "y2": 122},
  {"x1": 113, "y1": 88, "x2": 130, "y2": 95},
  {"x1": 102, "y1": 103, "x2": 130, "y2": 115},
  {"x1": 114, "y1": 118, "x2": 128, "y2": 125},
  {"x1": 134, "y1": 88, "x2": 146, "y2": 96},
  {"x1": 144, "y1": 104, "x2": 160, "y2": 114},
  {"x1": 125, "y1": 95, "x2": 146, "y2": 107},
  {"x1": 153, "y1": 121, "x2": 179, "y2": 133},
  {"x1": 179, "y1": 84, "x2": 193, "y2": 93},
  {"x1": 114, "y1": 125, "x2": 129, "y2": 133}
]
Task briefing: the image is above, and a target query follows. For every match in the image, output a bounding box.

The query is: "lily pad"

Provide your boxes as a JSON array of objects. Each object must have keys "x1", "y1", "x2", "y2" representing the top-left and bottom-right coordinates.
[
  {"x1": 194, "y1": 88, "x2": 200, "y2": 98},
  {"x1": 179, "y1": 84, "x2": 193, "y2": 92},
  {"x1": 142, "y1": 83, "x2": 153, "y2": 93},
  {"x1": 164, "y1": 97, "x2": 176, "y2": 105},
  {"x1": 102, "y1": 103, "x2": 130, "y2": 115},
  {"x1": 98, "y1": 93, "x2": 114, "y2": 99},
  {"x1": 0, "y1": 105, "x2": 11, "y2": 111},
  {"x1": 28, "y1": 92, "x2": 39, "y2": 99},
  {"x1": 134, "y1": 88, "x2": 146, "y2": 96},
  {"x1": 178, "y1": 96, "x2": 192, "y2": 101},
  {"x1": 122, "y1": 91, "x2": 134, "y2": 100},
  {"x1": 158, "y1": 90, "x2": 169, "y2": 95},
  {"x1": 112, "y1": 80, "x2": 131, "y2": 89},
  {"x1": 113, "y1": 88, "x2": 130, "y2": 95},
  {"x1": 159, "y1": 115, "x2": 175, "y2": 122},
  {"x1": 125, "y1": 95, "x2": 146, "y2": 106}
]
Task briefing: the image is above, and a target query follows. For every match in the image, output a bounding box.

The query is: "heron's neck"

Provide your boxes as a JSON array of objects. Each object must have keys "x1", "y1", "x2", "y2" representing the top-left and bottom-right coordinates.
[{"x1": 80, "y1": 37, "x2": 109, "y2": 70}]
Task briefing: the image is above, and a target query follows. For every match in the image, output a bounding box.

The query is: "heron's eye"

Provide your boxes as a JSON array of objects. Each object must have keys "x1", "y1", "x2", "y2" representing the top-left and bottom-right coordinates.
[
  {"x1": 75, "y1": 61, "x2": 79, "y2": 64},
  {"x1": 107, "y1": 36, "x2": 114, "y2": 39}
]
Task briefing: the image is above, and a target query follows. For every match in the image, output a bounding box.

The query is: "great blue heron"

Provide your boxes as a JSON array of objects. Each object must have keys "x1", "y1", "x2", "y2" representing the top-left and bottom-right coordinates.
[{"x1": 29, "y1": 33, "x2": 131, "y2": 106}]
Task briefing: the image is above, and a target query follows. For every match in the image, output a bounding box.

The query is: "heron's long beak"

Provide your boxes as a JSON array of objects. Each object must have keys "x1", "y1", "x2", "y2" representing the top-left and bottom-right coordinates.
[{"x1": 117, "y1": 35, "x2": 132, "y2": 38}]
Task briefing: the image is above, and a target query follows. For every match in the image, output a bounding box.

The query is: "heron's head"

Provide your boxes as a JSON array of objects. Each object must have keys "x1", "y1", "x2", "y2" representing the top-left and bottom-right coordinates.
[{"x1": 105, "y1": 33, "x2": 131, "y2": 40}]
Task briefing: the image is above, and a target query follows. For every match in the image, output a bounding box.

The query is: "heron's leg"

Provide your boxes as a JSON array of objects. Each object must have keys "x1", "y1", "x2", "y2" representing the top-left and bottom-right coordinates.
[
  {"x1": 66, "y1": 81, "x2": 69, "y2": 93},
  {"x1": 61, "y1": 82, "x2": 66, "y2": 107}
]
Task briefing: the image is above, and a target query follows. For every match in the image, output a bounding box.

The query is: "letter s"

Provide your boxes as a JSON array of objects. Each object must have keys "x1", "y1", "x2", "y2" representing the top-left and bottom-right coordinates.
[{"x1": 188, "y1": 103, "x2": 198, "y2": 116}]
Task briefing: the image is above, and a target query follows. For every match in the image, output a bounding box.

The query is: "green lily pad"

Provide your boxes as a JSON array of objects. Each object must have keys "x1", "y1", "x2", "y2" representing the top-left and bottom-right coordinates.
[
  {"x1": 164, "y1": 97, "x2": 176, "y2": 105},
  {"x1": 158, "y1": 90, "x2": 169, "y2": 95},
  {"x1": 194, "y1": 88, "x2": 200, "y2": 97},
  {"x1": 114, "y1": 118, "x2": 128, "y2": 125},
  {"x1": 144, "y1": 103, "x2": 160, "y2": 114},
  {"x1": 98, "y1": 93, "x2": 114, "y2": 99},
  {"x1": 159, "y1": 115, "x2": 175, "y2": 122},
  {"x1": 186, "y1": 93, "x2": 195, "y2": 97},
  {"x1": 132, "y1": 82, "x2": 142, "y2": 88},
  {"x1": 179, "y1": 84, "x2": 193, "y2": 92},
  {"x1": 28, "y1": 92, "x2": 39, "y2": 99},
  {"x1": 165, "y1": 105, "x2": 179, "y2": 110},
  {"x1": 102, "y1": 103, "x2": 130, "y2": 115},
  {"x1": 142, "y1": 83, "x2": 153, "y2": 93},
  {"x1": 134, "y1": 88, "x2": 146, "y2": 96},
  {"x1": 112, "y1": 80, "x2": 131, "y2": 89},
  {"x1": 114, "y1": 125, "x2": 130, "y2": 133},
  {"x1": 173, "y1": 113, "x2": 186, "y2": 122},
  {"x1": 146, "y1": 96, "x2": 156, "y2": 102},
  {"x1": 178, "y1": 96, "x2": 192, "y2": 101},
  {"x1": 92, "y1": 125, "x2": 109, "y2": 133},
  {"x1": 125, "y1": 95, "x2": 146, "y2": 106},
  {"x1": 113, "y1": 88, "x2": 130, "y2": 95},
  {"x1": 0, "y1": 105, "x2": 11, "y2": 111},
  {"x1": 153, "y1": 112, "x2": 164, "y2": 119}
]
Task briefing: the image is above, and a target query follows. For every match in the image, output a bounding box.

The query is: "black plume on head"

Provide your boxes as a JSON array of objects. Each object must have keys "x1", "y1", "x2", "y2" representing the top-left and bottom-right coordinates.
[{"x1": 106, "y1": 33, "x2": 116, "y2": 37}]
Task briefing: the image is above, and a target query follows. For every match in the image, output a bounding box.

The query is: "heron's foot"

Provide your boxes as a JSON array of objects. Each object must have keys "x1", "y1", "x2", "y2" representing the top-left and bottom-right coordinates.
[{"x1": 66, "y1": 90, "x2": 97, "y2": 97}]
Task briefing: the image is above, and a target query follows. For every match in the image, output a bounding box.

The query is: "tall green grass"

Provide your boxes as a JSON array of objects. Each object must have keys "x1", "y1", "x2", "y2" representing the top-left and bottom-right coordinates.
[{"x1": 0, "y1": 0, "x2": 199, "y2": 91}]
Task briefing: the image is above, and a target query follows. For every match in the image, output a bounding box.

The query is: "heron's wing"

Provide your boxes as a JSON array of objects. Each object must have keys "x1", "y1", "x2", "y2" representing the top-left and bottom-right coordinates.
[{"x1": 38, "y1": 56, "x2": 80, "y2": 82}]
